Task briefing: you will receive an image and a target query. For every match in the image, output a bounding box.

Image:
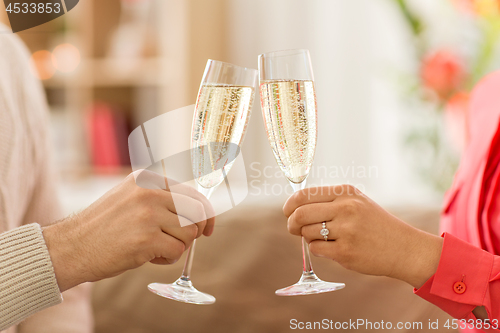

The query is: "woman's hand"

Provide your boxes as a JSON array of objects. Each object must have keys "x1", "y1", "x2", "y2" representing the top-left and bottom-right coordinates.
[
  {"x1": 284, "y1": 185, "x2": 443, "y2": 288},
  {"x1": 43, "y1": 170, "x2": 215, "y2": 291}
]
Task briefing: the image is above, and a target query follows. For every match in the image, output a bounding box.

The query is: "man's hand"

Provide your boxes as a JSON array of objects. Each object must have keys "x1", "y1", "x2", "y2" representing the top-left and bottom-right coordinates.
[
  {"x1": 284, "y1": 185, "x2": 443, "y2": 288},
  {"x1": 43, "y1": 170, "x2": 215, "y2": 292}
]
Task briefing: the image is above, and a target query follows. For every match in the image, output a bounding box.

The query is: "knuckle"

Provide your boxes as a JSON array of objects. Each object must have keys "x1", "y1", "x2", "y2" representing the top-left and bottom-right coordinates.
[
  {"x1": 340, "y1": 221, "x2": 356, "y2": 238},
  {"x1": 293, "y1": 206, "x2": 306, "y2": 224},
  {"x1": 184, "y1": 223, "x2": 198, "y2": 240},
  {"x1": 187, "y1": 185, "x2": 201, "y2": 198},
  {"x1": 204, "y1": 201, "x2": 215, "y2": 217},
  {"x1": 139, "y1": 204, "x2": 156, "y2": 221},
  {"x1": 192, "y1": 201, "x2": 207, "y2": 222},
  {"x1": 353, "y1": 186, "x2": 363, "y2": 195},
  {"x1": 171, "y1": 241, "x2": 185, "y2": 259},
  {"x1": 134, "y1": 186, "x2": 153, "y2": 202},
  {"x1": 135, "y1": 232, "x2": 152, "y2": 249},
  {"x1": 195, "y1": 220, "x2": 206, "y2": 237},
  {"x1": 134, "y1": 230, "x2": 158, "y2": 257},
  {"x1": 179, "y1": 199, "x2": 206, "y2": 223},
  {"x1": 291, "y1": 189, "x2": 306, "y2": 204},
  {"x1": 340, "y1": 199, "x2": 359, "y2": 216},
  {"x1": 331, "y1": 185, "x2": 346, "y2": 196},
  {"x1": 336, "y1": 242, "x2": 352, "y2": 263},
  {"x1": 342, "y1": 184, "x2": 355, "y2": 194},
  {"x1": 301, "y1": 224, "x2": 312, "y2": 238},
  {"x1": 287, "y1": 221, "x2": 299, "y2": 235},
  {"x1": 126, "y1": 171, "x2": 137, "y2": 183},
  {"x1": 340, "y1": 201, "x2": 354, "y2": 215}
]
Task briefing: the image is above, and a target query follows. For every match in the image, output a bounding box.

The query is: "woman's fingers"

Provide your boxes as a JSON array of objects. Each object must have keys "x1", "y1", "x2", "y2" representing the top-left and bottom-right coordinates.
[
  {"x1": 283, "y1": 185, "x2": 358, "y2": 217},
  {"x1": 301, "y1": 221, "x2": 338, "y2": 243},
  {"x1": 309, "y1": 240, "x2": 338, "y2": 261},
  {"x1": 287, "y1": 202, "x2": 338, "y2": 236}
]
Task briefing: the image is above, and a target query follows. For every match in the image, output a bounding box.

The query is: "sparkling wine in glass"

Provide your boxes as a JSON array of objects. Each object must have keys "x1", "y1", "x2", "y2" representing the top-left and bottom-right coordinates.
[
  {"x1": 148, "y1": 59, "x2": 257, "y2": 304},
  {"x1": 259, "y1": 49, "x2": 345, "y2": 296}
]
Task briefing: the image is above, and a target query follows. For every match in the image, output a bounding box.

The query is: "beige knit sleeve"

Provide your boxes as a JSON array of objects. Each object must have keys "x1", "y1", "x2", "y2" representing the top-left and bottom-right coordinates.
[{"x1": 0, "y1": 223, "x2": 62, "y2": 330}]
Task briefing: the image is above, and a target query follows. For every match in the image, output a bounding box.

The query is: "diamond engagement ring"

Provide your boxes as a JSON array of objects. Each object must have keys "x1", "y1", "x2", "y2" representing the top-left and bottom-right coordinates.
[{"x1": 320, "y1": 222, "x2": 329, "y2": 241}]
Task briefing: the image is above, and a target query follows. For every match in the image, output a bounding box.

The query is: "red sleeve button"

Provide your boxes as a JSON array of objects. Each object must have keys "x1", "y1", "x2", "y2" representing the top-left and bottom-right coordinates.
[{"x1": 453, "y1": 282, "x2": 466, "y2": 294}]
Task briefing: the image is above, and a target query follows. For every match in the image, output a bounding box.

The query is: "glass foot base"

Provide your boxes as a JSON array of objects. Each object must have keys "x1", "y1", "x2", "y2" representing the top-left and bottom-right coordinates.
[
  {"x1": 275, "y1": 273, "x2": 345, "y2": 296},
  {"x1": 148, "y1": 278, "x2": 216, "y2": 305}
]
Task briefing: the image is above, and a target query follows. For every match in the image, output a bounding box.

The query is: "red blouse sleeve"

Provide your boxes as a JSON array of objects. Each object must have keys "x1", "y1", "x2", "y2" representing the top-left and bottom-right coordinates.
[{"x1": 414, "y1": 233, "x2": 500, "y2": 322}]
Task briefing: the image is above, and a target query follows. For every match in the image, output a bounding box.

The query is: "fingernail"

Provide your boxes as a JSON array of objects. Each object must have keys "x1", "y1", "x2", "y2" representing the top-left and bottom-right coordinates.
[{"x1": 166, "y1": 258, "x2": 178, "y2": 265}]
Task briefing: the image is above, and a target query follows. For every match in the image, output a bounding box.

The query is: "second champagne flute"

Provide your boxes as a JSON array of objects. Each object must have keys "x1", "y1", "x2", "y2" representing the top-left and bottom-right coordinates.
[
  {"x1": 259, "y1": 49, "x2": 345, "y2": 296},
  {"x1": 148, "y1": 60, "x2": 258, "y2": 304}
]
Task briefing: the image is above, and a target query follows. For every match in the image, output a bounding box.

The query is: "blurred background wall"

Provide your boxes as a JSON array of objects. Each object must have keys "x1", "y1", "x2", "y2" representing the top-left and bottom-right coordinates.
[
  {"x1": 1, "y1": 0, "x2": 498, "y2": 212},
  {"x1": 2, "y1": 2, "x2": 499, "y2": 331}
]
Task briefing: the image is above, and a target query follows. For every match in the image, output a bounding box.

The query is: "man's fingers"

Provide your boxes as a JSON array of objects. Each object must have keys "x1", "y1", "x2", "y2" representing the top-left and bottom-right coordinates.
[
  {"x1": 158, "y1": 216, "x2": 197, "y2": 252},
  {"x1": 283, "y1": 185, "x2": 357, "y2": 217},
  {"x1": 287, "y1": 202, "x2": 337, "y2": 235},
  {"x1": 150, "y1": 257, "x2": 175, "y2": 265},
  {"x1": 131, "y1": 170, "x2": 216, "y2": 236},
  {"x1": 160, "y1": 191, "x2": 211, "y2": 238},
  {"x1": 132, "y1": 169, "x2": 168, "y2": 190},
  {"x1": 165, "y1": 179, "x2": 216, "y2": 236},
  {"x1": 165, "y1": 179, "x2": 215, "y2": 211},
  {"x1": 164, "y1": 192, "x2": 206, "y2": 222},
  {"x1": 203, "y1": 220, "x2": 215, "y2": 237},
  {"x1": 151, "y1": 232, "x2": 186, "y2": 265}
]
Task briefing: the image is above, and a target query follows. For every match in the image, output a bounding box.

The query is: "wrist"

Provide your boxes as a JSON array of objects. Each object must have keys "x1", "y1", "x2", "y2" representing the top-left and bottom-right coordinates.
[
  {"x1": 399, "y1": 229, "x2": 443, "y2": 288},
  {"x1": 42, "y1": 218, "x2": 89, "y2": 292}
]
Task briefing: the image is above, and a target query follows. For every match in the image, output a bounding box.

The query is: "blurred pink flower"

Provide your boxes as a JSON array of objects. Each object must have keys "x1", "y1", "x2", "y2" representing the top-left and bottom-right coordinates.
[
  {"x1": 444, "y1": 92, "x2": 470, "y2": 154},
  {"x1": 452, "y1": 0, "x2": 476, "y2": 13},
  {"x1": 421, "y1": 50, "x2": 466, "y2": 100},
  {"x1": 452, "y1": 0, "x2": 500, "y2": 16}
]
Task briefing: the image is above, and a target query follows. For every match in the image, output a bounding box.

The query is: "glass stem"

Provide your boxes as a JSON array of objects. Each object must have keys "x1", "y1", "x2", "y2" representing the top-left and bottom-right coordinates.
[
  {"x1": 179, "y1": 185, "x2": 215, "y2": 282},
  {"x1": 288, "y1": 180, "x2": 315, "y2": 276},
  {"x1": 180, "y1": 240, "x2": 196, "y2": 281},
  {"x1": 302, "y1": 237, "x2": 314, "y2": 275}
]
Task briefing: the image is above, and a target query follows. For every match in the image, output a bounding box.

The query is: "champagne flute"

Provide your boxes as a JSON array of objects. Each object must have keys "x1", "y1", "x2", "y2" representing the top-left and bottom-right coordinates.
[
  {"x1": 148, "y1": 59, "x2": 257, "y2": 304},
  {"x1": 258, "y1": 49, "x2": 345, "y2": 296}
]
